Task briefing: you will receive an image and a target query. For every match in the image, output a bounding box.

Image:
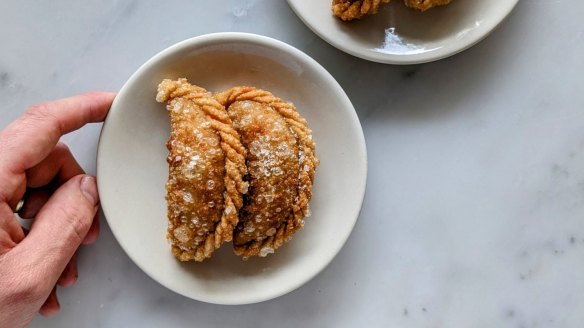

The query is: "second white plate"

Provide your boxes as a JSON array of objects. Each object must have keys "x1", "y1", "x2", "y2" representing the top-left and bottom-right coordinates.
[{"x1": 287, "y1": 0, "x2": 519, "y2": 65}]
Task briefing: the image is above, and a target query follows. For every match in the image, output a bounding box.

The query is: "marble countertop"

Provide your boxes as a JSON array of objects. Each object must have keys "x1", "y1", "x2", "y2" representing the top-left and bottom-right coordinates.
[{"x1": 1, "y1": 0, "x2": 584, "y2": 327}]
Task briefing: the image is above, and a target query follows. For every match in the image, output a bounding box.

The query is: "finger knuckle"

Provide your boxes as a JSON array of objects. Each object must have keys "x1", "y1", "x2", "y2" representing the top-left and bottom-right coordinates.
[
  {"x1": 0, "y1": 259, "x2": 45, "y2": 303},
  {"x1": 9, "y1": 279, "x2": 45, "y2": 304},
  {"x1": 56, "y1": 203, "x2": 91, "y2": 245},
  {"x1": 26, "y1": 103, "x2": 49, "y2": 116},
  {"x1": 24, "y1": 103, "x2": 61, "y2": 135}
]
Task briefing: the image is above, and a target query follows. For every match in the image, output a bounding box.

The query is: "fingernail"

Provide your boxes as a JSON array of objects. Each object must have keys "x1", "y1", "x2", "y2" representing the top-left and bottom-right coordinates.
[{"x1": 80, "y1": 176, "x2": 98, "y2": 206}]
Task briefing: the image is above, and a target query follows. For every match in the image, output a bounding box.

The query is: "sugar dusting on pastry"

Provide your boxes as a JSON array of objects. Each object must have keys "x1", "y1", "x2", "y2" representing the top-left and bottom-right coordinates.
[
  {"x1": 157, "y1": 78, "x2": 247, "y2": 262},
  {"x1": 158, "y1": 80, "x2": 318, "y2": 261},
  {"x1": 228, "y1": 100, "x2": 300, "y2": 247},
  {"x1": 215, "y1": 86, "x2": 319, "y2": 258}
]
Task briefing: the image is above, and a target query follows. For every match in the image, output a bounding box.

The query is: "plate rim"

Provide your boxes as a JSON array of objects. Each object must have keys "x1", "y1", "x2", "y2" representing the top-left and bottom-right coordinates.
[
  {"x1": 96, "y1": 32, "x2": 368, "y2": 305},
  {"x1": 286, "y1": 0, "x2": 520, "y2": 65}
]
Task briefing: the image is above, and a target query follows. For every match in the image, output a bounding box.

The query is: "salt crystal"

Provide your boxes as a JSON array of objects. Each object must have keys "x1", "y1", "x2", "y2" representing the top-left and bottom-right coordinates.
[
  {"x1": 173, "y1": 226, "x2": 190, "y2": 243},
  {"x1": 208, "y1": 201, "x2": 215, "y2": 208},
  {"x1": 175, "y1": 155, "x2": 182, "y2": 162},
  {"x1": 266, "y1": 227, "x2": 276, "y2": 236},
  {"x1": 225, "y1": 206, "x2": 233, "y2": 215},
  {"x1": 303, "y1": 165, "x2": 310, "y2": 172},
  {"x1": 259, "y1": 247, "x2": 275, "y2": 257},
  {"x1": 183, "y1": 192, "x2": 192, "y2": 203},
  {"x1": 265, "y1": 194, "x2": 274, "y2": 203},
  {"x1": 187, "y1": 155, "x2": 199, "y2": 170},
  {"x1": 245, "y1": 226, "x2": 256, "y2": 233},
  {"x1": 250, "y1": 140, "x2": 260, "y2": 155},
  {"x1": 272, "y1": 167, "x2": 282, "y2": 176},
  {"x1": 207, "y1": 180, "x2": 215, "y2": 190}
]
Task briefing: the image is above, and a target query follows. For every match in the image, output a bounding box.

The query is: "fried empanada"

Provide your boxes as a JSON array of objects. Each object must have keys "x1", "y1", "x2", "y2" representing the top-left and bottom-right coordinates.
[
  {"x1": 156, "y1": 79, "x2": 248, "y2": 261},
  {"x1": 332, "y1": 0, "x2": 451, "y2": 20},
  {"x1": 404, "y1": 0, "x2": 451, "y2": 11},
  {"x1": 332, "y1": 0, "x2": 391, "y2": 21},
  {"x1": 215, "y1": 87, "x2": 319, "y2": 258}
]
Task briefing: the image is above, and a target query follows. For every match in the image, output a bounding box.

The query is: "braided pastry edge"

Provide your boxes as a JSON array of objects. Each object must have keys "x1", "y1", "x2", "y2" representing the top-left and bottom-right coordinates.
[
  {"x1": 215, "y1": 87, "x2": 319, "y2": 258},
  {"x1": 157, "y1": 79, "x2": 248, "y2": 261},
  {"x1": 332, "y1": 0, "x2": 391, "y2": 21}
]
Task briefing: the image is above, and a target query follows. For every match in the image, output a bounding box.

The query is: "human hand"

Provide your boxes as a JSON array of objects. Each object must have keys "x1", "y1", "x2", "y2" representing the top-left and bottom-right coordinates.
[{"x1": 0, "y1": 92, "x2": 115, "y2": 327}]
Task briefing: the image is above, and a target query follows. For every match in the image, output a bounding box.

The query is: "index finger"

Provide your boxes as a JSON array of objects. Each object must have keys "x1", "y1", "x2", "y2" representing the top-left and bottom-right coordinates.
[{"x1": 0, "y1": 92, "x2": 115, "y2": 174}]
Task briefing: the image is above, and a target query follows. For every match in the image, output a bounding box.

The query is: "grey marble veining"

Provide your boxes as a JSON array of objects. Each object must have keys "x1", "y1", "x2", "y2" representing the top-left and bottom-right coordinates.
[{"x1": 1, "y1": 0, "x2": 584, "y2": 327}]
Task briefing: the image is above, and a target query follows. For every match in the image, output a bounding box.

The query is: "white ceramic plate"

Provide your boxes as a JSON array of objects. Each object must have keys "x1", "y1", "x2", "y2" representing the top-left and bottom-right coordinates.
[
  {"x1": 97, "y1": 33, "x2": 367, "y2": 305},
  {"x1": 287, "y1": 0, "x2": 519, "y2": 64}
]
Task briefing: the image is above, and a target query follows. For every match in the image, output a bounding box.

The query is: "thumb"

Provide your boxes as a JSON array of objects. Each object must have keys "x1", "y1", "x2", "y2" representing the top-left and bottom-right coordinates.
[{"x1": 15, "y1": 175, "x2": 98, "y2": 288}]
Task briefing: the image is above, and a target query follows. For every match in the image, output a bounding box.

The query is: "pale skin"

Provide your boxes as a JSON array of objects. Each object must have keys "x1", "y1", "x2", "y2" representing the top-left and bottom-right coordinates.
[{"x1": 0, "y1": 92, "x2": 116, "y2": 327}]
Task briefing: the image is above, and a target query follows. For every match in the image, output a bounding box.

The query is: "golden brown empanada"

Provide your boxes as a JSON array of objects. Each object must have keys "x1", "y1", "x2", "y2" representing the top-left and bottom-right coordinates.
[
  {"x1": 332, "y1": 0, "x2": 391, "y2": 21},
  {"x1": 215, "y1": 87, "x2": 319, "y2": 258},
  {"x1": 404, "y1": 0, "x2": 451, "y2": 11},
  {"x1": 156, "y1": 79, "x2": 248, "y2": 261}
]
